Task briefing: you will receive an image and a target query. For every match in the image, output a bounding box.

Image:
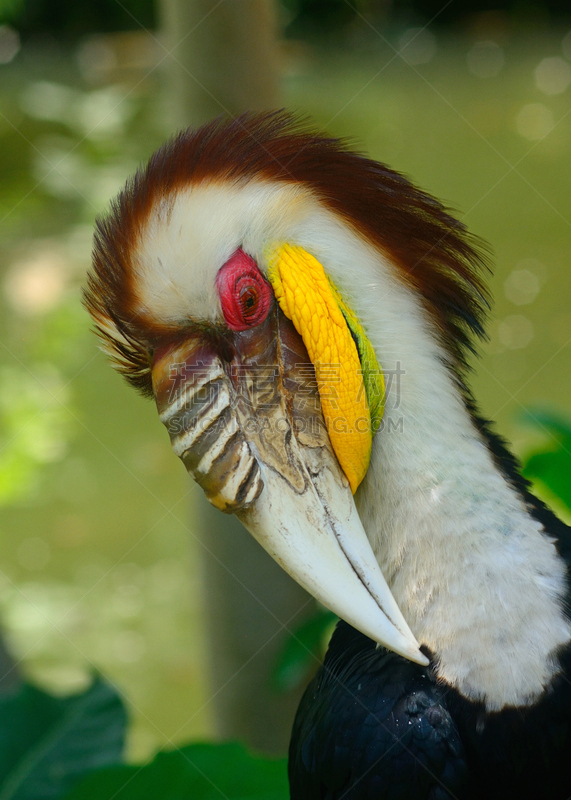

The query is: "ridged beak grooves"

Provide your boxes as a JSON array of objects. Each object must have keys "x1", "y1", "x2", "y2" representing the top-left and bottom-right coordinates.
[{"x1": 152, "y1": 303, "x2": 427, "y2": 666}]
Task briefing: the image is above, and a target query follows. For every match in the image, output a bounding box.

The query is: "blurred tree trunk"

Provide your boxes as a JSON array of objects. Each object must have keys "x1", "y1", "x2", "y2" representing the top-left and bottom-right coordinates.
[
  {"x1": 197, "y1": 495, "x2": 313, "y2": 754},
  {"x1": 160, "y1": 0, "x2": 281, "y2": 127},
  {"x1": 158, "y1": 0, "x2": 314, "y2": 755}
]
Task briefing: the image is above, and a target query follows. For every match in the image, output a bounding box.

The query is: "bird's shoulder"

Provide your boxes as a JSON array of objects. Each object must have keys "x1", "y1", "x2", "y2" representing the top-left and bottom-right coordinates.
[{"x1": 289, "y1": 621, "x2": 469, "y2": 800}]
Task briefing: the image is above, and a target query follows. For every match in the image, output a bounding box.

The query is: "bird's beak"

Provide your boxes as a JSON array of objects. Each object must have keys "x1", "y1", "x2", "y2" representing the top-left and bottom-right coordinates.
[{"x1": 151, "y1": 306, "x2": 427, "y2": 666}]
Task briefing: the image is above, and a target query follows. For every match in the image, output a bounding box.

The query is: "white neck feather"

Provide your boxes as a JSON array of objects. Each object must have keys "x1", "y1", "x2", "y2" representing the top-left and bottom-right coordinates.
[
  {"x1": 286, "y1": 204, "x2": 571, "y2": 711},
  {"x1": 361, "y1": 357, "x2": 570, "y2": 710}
]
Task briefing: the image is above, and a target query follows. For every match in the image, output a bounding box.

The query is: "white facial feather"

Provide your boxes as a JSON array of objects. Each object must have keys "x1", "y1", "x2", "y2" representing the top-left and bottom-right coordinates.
[
  {"x1": 132, "y1": 181, "x2": 308, "y2": 324},
  {"x1": 133, "y1": 178, "x2": 571, "y2": 711}
]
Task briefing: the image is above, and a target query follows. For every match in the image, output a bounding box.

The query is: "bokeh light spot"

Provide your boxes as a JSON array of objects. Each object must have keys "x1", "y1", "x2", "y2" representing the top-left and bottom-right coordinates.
[
  {"x1": 4, "y1": 250, "x2": 68, "y2": 315},
  {"x1": 498, "y1": 315, "x2": 534, "y2": 350},
  {"x1": 516, "y1": 103, "x2": 554, "y2": 140},
  {"x1": 535, "y1": 57, "x2": 571, "y2": 96},
  {"x1": 504, "y1": 269, "x2": 540, "y2": 306},
  {"x1": 467, "y1": 40, "x2": 504, "y2": 78},
  {"x1": 0, "y1": 25, "x2": 20, "y2": 64},
  {"x1": 398, "y1": 28, "x2": 437, "y2": 66},
  {"x1": 113, "y1": 583, "x2": 144, "y2": 619},
  {"x1": 113, "y1": 630, "x2": 146, "y2": 663},
  {"x1": 20, "y1": 81, "x2": 75, "y2": 122}
]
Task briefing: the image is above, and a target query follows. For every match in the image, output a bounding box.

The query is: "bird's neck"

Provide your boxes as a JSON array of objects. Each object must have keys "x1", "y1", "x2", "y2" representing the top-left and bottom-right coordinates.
[
  {"x1": 357, "y1": 309, "x2": 570, "y2": 711},
  {"x1": 293, "y1": 208, "x2": 570, "y2": 709}
]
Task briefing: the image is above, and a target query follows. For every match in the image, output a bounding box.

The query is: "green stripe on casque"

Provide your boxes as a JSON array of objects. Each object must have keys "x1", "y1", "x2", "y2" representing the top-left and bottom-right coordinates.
[{"x1": 328, "y1": 280, "x2": 385, "y2": 435}]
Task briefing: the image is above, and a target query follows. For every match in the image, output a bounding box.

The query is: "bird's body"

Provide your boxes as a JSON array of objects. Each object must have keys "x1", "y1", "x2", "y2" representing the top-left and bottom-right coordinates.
[
  {"x1": 84, "y1": 113, "x2": 571, "y2": 799},
  {"x1": 291, "y1": 622, "x2": 470, "y2": 800},
  {"x1": 291, "y1": 621, "x2": 571, "y2": 800}
]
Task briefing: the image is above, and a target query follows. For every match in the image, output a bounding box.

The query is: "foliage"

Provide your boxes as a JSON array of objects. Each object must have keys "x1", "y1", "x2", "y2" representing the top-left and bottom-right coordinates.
[
  {"x1": 282, "y1": 0, "x2": 359, "y2": 39},
  {"x1": 0, "y1": 676, "x2": 288, "y2": 799},
  {"x1": 4, "y1": 0, "x2": 569, "y2": 39},
  {"x1": 63, "y1": 743, "x2": 288, "y2": 800},
  {"x1": 0, "y1": 0, "x2": 155, "y2": 35},
  {"x1": 522, "y1": 410, "x2": 571, "y2": 514},
  {"x1": 0, "y1": 677, "x2": 126, "y2": 800},
  {"x1": 0, "y1": 0, "x2": 24, "y2": 26}
]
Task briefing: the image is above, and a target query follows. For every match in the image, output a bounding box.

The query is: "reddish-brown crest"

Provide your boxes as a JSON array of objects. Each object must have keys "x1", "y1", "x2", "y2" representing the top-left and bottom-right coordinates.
[{"x1": 84, "y1": 110, "x2": 491, "y2": 397}]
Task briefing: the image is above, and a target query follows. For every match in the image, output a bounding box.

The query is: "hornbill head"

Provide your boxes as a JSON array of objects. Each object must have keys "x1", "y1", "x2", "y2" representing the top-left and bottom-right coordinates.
[{"x1": 85, "y1": 112, "x2": 490, "y2": 671}]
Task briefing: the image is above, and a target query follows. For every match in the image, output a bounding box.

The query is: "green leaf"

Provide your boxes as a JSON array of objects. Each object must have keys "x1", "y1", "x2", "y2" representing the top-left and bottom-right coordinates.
[
  {"x1": 63, "y1": 742, "x2": 288, "y2": 800},
  {"x1": 272, "y1": 608, "x2": 337, "y2": 692},
  {"x1": 524, "y1": 449, "x2": 571, "y2": 512},
  {"x1": 0, "y1": 677, "x2": 126, "y2": 800},
  {"x1": 521, "y1": 410, "x2": 571, "y2": 513}
]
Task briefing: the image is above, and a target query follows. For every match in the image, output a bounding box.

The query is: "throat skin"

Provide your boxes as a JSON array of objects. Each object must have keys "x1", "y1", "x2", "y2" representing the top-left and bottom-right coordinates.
[{"x1": 356, "y1": 329, "x2": 571, "y2": 711}]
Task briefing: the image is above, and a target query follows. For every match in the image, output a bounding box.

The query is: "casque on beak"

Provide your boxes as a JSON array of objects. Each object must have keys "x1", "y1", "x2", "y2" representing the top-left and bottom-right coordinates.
[{"x1": 152, "y1": 304, "x2": 427, "y2": 666}]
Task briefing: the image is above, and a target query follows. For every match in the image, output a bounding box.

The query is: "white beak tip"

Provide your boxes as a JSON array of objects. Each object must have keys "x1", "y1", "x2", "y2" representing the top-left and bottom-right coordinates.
[
  {"x1": 408, "y1": 646, "x2": 430, "y2": 667},
  {"x1": 374, "y1": 626, "x2": 430, "y2": 667}
]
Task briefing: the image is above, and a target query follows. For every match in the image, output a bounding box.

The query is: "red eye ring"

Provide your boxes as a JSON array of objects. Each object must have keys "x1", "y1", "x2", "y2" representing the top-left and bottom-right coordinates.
[{"x1": 216, "y1": 249, "x2": 272, "y2": 331}]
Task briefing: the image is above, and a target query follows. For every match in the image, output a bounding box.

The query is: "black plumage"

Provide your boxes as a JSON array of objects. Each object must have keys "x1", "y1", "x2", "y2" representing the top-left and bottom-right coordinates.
[
  {"x1": 290, "y1": 420, "x2": 571, "y2": 800},
  {"x1": 290, "y1": 622, "x2": 469, "y2": 800},
  {"x1": 291, "y1": 620, "x2": 571, "y2": 799}
]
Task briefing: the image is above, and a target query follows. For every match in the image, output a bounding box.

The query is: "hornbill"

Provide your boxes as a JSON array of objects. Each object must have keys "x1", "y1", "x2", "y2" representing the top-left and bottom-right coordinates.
[{"x1": 84, "y1": 112, "x2": 571, "y2": 800}]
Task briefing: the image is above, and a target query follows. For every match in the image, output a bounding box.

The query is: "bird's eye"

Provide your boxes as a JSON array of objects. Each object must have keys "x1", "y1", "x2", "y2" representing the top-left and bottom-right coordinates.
[
  {"x1": 240, "y1": 286, "x2": 259, "y2": 315},
  {"x1": 216, "y1": 249, "x2": 272, "y2": 331}
]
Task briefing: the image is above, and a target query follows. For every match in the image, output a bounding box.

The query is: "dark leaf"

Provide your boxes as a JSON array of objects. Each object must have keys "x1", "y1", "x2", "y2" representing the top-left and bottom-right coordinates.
[
  {"x1": 63, "y1": 742, "x2": 288, "y2": 800},
  {"x1": 0, "y1": 677, "x2": 126, "y2": 800}
]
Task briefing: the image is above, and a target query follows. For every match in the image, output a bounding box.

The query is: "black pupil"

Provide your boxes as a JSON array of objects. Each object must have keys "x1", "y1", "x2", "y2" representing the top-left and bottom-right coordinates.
[{"x1": 241, "y1": 286, "x2": 258, "y2": 316}]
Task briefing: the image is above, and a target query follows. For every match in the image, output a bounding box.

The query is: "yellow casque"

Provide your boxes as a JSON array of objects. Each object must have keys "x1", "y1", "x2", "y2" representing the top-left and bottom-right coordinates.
[{"x1": 267, "y1": 243, "x2": 384, "y2": 493}]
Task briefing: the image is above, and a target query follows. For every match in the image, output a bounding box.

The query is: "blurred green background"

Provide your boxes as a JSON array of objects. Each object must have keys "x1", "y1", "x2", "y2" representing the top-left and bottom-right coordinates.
[{"x1": 0, "y1": 0, "x2": 570, "y2": 786}]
